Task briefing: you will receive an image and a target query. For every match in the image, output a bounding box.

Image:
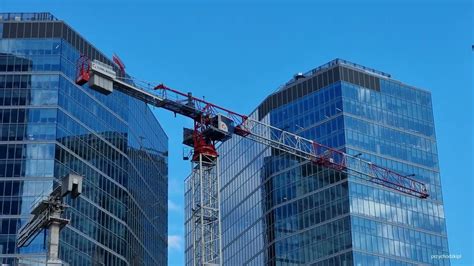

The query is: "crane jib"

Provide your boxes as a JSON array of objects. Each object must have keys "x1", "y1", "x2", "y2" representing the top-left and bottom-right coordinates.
[{"x1": 78, "y1": 56, "x2": 429, "y2": 199}]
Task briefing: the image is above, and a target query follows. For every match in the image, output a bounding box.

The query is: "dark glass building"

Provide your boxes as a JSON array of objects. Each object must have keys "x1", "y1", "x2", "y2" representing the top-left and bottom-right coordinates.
[
  {"x1": 185, "y1": 59, "x2": 449, "y2": 265},
  {"x1": 0, "y1": 13, "x2": 168, "y2": 265}
]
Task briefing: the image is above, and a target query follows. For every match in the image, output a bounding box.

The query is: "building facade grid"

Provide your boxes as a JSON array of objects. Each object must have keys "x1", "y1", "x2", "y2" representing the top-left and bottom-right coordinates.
[
  {"x1": 186, "y1": 59, "x2": 448, "y2": 266},
  {"x1": 0, "y1": 12, "x2": 168, "y2": 265}
]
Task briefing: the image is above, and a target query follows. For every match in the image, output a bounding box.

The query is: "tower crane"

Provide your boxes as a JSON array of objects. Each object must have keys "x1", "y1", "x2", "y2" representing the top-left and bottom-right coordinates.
[
  {"x1": 76, "y1": 57, "x2": 429, "y2": 266},
  {"x1": 17, "y1": 174, "x2": 83, "y2": 265}
]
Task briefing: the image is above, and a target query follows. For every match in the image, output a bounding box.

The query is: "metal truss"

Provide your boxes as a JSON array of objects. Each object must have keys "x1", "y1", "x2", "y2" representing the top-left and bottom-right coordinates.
[
  {"x1": 87, "y1": 63, "x2": 428, "y2": 198},
  {"x1": 190, "y1": 154, "x2": 222, "y2": 266},
  {"x1": 153, "y1": 82, "x2": 427, "y2": 198},
  {"x1": 240, "y1": 117, "x2": 428, "y2": 198}
]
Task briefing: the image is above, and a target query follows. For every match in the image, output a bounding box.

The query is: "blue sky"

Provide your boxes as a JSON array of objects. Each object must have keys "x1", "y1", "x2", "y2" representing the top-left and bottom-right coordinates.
[{"x1": 1, "y1": 0, "x2": 472, "y2": 265}]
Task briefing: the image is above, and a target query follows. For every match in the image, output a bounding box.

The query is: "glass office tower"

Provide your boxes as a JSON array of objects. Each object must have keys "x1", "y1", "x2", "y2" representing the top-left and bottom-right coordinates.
[
  {"x1": 185, "y1": 59, "x2": 448, "y2": 265},
  {"x1": 0, "y1": 13, "x2": 168, "y2": 265}
]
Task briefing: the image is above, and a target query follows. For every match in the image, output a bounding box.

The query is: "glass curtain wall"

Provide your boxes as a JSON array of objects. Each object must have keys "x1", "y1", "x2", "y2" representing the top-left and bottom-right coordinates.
[{"x1": 0, "y1": 13, "x2": 168, "y2": 266}]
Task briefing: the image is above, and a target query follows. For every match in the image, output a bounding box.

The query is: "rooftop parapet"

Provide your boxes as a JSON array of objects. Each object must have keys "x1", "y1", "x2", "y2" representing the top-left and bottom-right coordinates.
[
  {"x1": 276, "y1": 58, "x2": 391, "y2": 92},
  {"x1": 0, "y1": 12, "x2": 58, "y2": 22}
]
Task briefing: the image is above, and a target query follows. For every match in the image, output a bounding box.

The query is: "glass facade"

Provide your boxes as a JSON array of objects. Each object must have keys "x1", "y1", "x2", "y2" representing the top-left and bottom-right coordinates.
[
  {"x1": 343, "y1": 78, "x2": 448, "y2": 266},
  {"x1": 0, "y1": 13, "x2": 168, "y2": 265},
  {"x1": 185, "y1": 59, "x2": 448, "y2": 265}
]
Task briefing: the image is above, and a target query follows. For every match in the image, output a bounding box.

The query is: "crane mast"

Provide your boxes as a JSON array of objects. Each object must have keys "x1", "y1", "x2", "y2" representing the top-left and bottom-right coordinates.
[{"x1": 76, "y1": 57, "x2": 429, "y2": 265}]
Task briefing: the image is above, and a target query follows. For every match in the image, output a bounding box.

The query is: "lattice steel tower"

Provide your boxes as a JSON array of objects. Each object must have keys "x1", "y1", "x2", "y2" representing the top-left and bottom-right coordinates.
[{"x1": 189, "y1": 154, "x2": 222, "y2": 265}]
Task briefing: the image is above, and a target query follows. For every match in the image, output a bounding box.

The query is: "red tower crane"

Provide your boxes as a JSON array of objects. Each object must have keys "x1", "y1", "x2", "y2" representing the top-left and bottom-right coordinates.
[{"x1": 76, "y1": 56, "x2": 429, "y2": 265}]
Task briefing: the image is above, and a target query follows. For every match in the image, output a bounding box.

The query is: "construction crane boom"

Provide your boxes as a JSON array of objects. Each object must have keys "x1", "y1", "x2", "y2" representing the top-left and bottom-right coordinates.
[
  {"x1": 75, "y1": 56, "x2": 429, "y2": 266},
  {"x1": 77, "y1": 57, "x2": 428, "y2": 198},
  {"x1": 153, "y1": 84, "x2": 428, "y2": 198}
]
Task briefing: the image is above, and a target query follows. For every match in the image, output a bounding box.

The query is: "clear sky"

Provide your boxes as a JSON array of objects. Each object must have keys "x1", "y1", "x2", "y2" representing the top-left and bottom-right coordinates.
[{"x1": 1, "y1": 0, "x2": 472, "y2": 265}]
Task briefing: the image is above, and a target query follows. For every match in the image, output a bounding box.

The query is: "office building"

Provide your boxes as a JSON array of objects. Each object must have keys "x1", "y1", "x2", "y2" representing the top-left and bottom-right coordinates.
[
  {"x1": 185, "y1": 59, "x2": 449, "y2": 265},
  {"x1": 0, "y1": 12, "x2": 168, "y2": 265}
]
